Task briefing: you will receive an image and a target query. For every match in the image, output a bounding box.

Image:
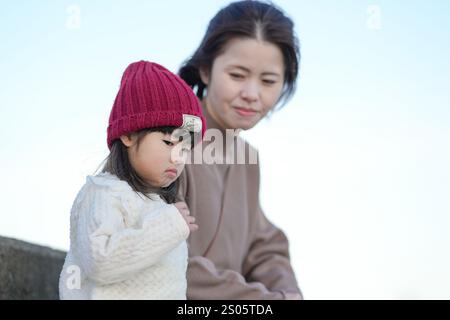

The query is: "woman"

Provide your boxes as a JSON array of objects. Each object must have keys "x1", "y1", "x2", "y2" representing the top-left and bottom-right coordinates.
[{"x1": 177, "y1": 0, "x2": 302, "y2": 299}]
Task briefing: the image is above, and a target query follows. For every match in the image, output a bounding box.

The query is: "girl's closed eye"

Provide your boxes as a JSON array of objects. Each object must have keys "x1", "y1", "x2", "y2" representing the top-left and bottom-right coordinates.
[
  {"x1": 163, "y1": 140, "x2": 191, "y2": 153},
  {"x1": 163, "y1": 140, "x2": 175, "y2": 146}
]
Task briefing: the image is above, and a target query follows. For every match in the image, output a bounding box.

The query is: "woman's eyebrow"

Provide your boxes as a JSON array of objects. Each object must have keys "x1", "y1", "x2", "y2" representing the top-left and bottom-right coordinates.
[
  {"x1": 261, "y1": 72, "x2": 281, "y2": 77},
  {"x1": 227, "y1": 65, "x2": 281, "y2": 77},
  {"x1": 227, "y1": 65, "x2": 250, "y2": 73}
]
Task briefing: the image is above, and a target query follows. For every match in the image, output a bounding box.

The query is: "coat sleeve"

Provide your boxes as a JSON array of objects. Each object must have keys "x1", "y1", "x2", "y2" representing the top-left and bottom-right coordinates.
[
  {"x1": 240, "y1": 154, "x2": 302, "y2": 297},
  {"x1": 241, "y1": 204, "x2": 303, "y2": 298},
  {"x1": 185, "y1": 205, "x2": 302, "y2": 300},
  {"x1": 187, "y1": 256, "x2": 287, "y2": 299},
  {"x1": 178, "y1": 170, "x2": 284, "y2": 299},
  {"x1": 72, "y1": 185, "x2": 189, "y2": 285}
]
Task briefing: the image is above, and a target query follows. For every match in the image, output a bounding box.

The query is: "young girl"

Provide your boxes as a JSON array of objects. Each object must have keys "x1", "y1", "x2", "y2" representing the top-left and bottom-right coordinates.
[
  {"x1": 177, "y1": 0, "x2": 303, "y2": 299},
  {"x1": 59, "y1": 60, "x2": 206, "y2": 299}
]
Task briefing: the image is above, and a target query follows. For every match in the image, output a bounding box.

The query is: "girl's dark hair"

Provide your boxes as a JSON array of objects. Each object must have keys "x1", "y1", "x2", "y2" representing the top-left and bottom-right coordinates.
[
  {"x1": 179, "y1": 0, "x2": 300, "y2": 111},
  {"x1": 100, "y1": 126, "x2": 188, "y2": 204}
]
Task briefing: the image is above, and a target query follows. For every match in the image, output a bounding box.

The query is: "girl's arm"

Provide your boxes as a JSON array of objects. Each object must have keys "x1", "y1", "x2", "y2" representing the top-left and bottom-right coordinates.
[{"x1": 72, "y1": 184, "x2": 189, "y2": 285}]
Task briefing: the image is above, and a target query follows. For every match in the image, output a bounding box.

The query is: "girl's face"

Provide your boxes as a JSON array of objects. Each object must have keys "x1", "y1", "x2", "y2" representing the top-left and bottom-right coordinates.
[
  {"x1": 120, "y1": 131, "x2": 190, "y2": 188},
  {"x1": 200, "y1": 37, "x2": 285, "y2": 130}
]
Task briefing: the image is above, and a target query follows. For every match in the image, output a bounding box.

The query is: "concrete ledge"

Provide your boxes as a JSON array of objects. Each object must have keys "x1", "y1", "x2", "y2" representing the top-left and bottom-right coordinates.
[{"x1": 0, "y1": 236, "x2": 66, "y2": 300}]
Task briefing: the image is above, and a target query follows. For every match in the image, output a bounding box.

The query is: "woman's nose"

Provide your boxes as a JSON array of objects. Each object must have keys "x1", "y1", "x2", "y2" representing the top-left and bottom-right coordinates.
[{"x1": 240, "y1": 81, "x2": 259, "y2": 102}]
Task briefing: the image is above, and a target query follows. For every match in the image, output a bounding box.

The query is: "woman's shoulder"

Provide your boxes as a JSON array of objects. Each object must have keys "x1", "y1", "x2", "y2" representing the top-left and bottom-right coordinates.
[{"x1": 237, "y1": 136, "x2": 260, "y2": 159}]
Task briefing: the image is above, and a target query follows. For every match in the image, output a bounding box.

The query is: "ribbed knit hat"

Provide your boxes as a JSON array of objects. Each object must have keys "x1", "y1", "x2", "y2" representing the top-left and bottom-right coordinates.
[{"x1": 107, "y1": 60, "x2": 206, "y2": 149}]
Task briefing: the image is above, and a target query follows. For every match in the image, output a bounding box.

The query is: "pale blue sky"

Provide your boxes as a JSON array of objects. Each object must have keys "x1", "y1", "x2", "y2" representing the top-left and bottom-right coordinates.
[{"x1": 1, "y1": 1, "x2": 449, "y2": 299}]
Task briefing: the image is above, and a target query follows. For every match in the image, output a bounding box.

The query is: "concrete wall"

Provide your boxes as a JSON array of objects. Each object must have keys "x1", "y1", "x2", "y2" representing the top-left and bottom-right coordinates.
[{"x1": 0, "y1": 236, "x2": 66, "y2": 300}]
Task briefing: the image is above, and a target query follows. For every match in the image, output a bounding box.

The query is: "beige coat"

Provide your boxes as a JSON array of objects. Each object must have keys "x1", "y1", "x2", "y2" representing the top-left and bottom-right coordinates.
[{"x1": 177, "y1": 107, "x2": 302, "y2": 299}]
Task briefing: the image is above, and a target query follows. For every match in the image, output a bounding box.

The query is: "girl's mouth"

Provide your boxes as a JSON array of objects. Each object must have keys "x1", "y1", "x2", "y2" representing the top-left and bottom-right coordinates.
[{"x1": 165, "y1": 169, "x2": 178, "y2": 177}]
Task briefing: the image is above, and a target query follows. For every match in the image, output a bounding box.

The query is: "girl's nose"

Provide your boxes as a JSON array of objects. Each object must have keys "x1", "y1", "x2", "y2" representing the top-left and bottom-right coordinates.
[{"x1": 170, "y1": 147, "x2": 186, "y2": 165}]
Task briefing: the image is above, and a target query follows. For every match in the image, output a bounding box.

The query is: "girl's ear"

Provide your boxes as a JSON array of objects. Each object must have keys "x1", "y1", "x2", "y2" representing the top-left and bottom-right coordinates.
[
  {"x1": 199, "y1": 67, "x2": 209, "y2": 85},
  {"x1": 120, "y1": 134, "x2": 136, "y2": 147}
]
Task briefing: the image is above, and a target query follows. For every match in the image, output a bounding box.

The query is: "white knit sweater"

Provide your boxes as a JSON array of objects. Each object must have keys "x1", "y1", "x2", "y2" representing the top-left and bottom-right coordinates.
[{"x1": 59, "y1": 173, "x2": 189, "y2": 300}]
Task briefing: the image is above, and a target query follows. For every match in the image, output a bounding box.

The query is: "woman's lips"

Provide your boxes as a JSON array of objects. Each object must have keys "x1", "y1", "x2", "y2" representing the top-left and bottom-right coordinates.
[{"x1": 234, "y1": 107, "x2": 258, "y2": 117}]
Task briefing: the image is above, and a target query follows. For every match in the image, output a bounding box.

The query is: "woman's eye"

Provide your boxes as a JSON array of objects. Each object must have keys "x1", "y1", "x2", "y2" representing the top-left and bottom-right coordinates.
[
  {"x1": 230, "y1": 73, "x2": 244, "y2": 79},
  {"x1": 262, "y1": 79, "x2": 276, "y2": 85},
  {"x1": 163, "y1": 140, "x2": 174, "y2": 146}
]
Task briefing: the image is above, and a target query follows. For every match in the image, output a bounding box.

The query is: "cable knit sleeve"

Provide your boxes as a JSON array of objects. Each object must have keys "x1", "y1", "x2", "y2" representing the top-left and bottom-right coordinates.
[{"x1": 72, "y1": 183, "x2": 190, "y2": 285}]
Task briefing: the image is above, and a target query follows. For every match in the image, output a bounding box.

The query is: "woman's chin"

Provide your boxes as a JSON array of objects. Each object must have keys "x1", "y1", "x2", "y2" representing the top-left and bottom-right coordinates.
[{"x1": 232, "y1": 119, "x2": 259, "y2": 131}]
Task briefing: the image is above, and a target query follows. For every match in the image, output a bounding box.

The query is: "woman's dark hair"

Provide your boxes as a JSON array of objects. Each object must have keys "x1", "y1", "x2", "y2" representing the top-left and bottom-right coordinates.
[
  {"x1": 179, "y1": 0, "x2": 300, "y2": 111},
  {"x1": 100, "y1": 126, "x2": 191, "y2": 204}
]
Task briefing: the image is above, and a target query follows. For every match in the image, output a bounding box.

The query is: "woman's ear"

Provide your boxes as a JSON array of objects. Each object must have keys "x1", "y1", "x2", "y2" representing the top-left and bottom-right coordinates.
[
  {"x1": 120, "y1": 134, "x2": 136, "y2": 147},
  {"x1": 199, "y1": 67, "x2": 209, "y2": 85}
]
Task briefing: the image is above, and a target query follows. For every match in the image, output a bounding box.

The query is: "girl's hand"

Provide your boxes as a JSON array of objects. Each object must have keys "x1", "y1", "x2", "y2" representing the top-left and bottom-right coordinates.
[{"x1": 174, "y1": 201, "x2": 199, "y2": 233}]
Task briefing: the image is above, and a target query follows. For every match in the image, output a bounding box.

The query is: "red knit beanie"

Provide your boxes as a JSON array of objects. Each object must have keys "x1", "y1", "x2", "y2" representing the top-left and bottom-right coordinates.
[{"x1": 107, "y1": 60, "x2": 206, "y2": 149}]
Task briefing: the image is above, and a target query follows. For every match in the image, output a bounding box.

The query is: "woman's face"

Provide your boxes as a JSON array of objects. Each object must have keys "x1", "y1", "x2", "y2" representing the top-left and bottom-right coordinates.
[{"x1": 200, "y1": 37, "x2": 285, "y2": 130}]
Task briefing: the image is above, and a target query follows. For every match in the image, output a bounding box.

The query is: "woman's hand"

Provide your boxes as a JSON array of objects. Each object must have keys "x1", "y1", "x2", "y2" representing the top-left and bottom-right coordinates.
[
  {"x1": 174, "y1": 201, "x2": 199, "y2": 233},
  {"x1": 284, "y1": 292, "x2": 302, "y2": 300}
]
